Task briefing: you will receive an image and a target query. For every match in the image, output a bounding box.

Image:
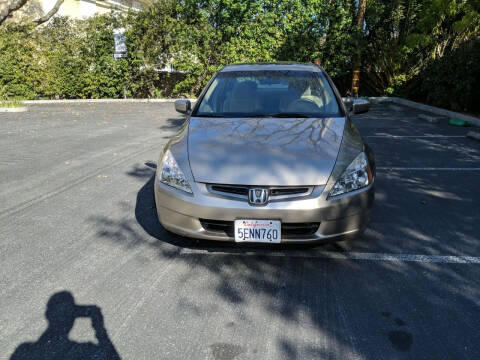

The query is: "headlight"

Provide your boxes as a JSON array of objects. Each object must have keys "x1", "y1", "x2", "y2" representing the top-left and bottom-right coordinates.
[
  {"x1": 328, "y1": 152, "x2": 372, "y2": 198},
  {"x1": 159, "y1": 149, "x2": 193, "y2": 193}
]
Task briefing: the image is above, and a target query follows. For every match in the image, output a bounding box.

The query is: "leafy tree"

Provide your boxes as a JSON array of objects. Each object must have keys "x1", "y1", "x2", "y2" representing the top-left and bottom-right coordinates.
[
  {"x1": 0, "y1": 0, "x2": 28, "y2": 25},
  {"x1": 0, "y1": 0, "x2": 65, "y2": 26},
  {"x1": 362, "y1": 0, "x2": 480, "y2": 95}
]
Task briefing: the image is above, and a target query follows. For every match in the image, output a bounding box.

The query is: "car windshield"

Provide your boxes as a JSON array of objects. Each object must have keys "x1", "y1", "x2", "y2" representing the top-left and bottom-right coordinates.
[{"x1": 194, "y1": 70, "x2": 341, "y2": 118}]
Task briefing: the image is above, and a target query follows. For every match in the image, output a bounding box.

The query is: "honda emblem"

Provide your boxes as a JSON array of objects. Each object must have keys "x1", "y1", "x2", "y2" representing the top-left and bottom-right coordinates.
[{"x1": 248, "y1": 188, "x2": 269, "y2": 205}]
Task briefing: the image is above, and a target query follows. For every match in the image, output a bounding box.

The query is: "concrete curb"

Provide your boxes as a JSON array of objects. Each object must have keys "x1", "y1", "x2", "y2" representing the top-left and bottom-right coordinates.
[
  {"x1": 22, "y1": 98, "x2": 197, "y2": 104},
  {"x1": 467, "y1": 131, "x2": 480, "y2": 141},
  {"x1": 369, "y1": 97, "x2": 480, "y2": 127},
  {"x1": 0, "y1": 107, "x2": 27, "y2": 112},
  {"x1": 16, "y1": 97, "x2": 480, "y2": 127}
]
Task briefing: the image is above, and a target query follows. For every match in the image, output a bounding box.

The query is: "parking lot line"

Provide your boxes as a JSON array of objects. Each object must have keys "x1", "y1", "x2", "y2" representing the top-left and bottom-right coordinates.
[
  {"x1": 364, "y1": 135, "x2": 465, "y2": 138},
  {"x1": 181, "y1": 249, "x2": 480, "y2": 264},
  {"x1": 377, "y1": 167, "x2": 480, "y2": 171}
]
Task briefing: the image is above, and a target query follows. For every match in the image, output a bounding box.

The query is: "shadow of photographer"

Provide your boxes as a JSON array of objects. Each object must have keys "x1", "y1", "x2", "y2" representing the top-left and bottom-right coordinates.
[{"x1": 11, "y1": 291, "x2": 120, "y2": 360}]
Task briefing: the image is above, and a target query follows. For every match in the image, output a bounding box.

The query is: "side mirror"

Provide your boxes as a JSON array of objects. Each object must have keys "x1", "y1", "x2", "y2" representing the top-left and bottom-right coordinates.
[
  {"x1": 174, "y1": 99, "x2": 191, "y2": 114},
  {"x1": 352, "y1": 98, "x2": 371, "y2": 114}
]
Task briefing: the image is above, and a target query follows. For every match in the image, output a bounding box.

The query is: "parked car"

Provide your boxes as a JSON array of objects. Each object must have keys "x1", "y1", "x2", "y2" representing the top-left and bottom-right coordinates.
[{"x1": 154, "y1": 63, "x2": 375, "y2": 244}]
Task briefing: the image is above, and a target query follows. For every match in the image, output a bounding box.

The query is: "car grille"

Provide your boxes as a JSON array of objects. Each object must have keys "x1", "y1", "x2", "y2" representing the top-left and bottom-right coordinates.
[
  {"x1": 210, "y1": 185, "x2": 249, "y2": 196},
  {"x1": 199, "y1": 219, "x2": 320, "y2": 238},
  {"x1": 270, "y1": 187, "x2": 310, "y2": 196},
  {"x1": 207, "y1": 184, "x2": 313, "y2": 201}
]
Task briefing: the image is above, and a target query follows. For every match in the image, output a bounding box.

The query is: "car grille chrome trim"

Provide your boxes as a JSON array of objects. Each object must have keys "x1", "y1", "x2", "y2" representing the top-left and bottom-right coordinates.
[
  {"x1": 207, "y1": 184, "x2": 314, "y2": 202},
  {"x1": 199, "y1": 219, "x2": 320, "y2": 238}
]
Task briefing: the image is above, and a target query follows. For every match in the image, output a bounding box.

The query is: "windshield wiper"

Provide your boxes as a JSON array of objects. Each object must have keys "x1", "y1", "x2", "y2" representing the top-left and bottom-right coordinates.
[
  {"x1": 194, "y1": 114, "x2": 226, "y2": 118},
  {"x1": 194, "y1": 113, "x2": 311, "y2": 118}
]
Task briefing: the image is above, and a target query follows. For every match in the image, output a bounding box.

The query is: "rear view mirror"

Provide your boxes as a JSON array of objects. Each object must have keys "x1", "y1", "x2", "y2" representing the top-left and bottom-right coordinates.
[{"x1": 174, "y1": 99, "x2": 191, "y2": 114}]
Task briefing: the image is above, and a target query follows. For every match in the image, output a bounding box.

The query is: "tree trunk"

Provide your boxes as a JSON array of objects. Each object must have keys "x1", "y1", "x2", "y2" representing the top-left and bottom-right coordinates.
[
  {"x1": 351, "y1": 0, "x2": 366, "y2": 97},
  {"x1": 34, "y1": 0, "x2": 64, "y2": 25},
  {"x1": 0, "y1": 0, "x2": 29, "y2": 25}
]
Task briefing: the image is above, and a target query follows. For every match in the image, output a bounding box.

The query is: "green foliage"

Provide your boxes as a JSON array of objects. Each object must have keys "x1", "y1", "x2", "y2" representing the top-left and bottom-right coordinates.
[
  {"x1": 0, "y1": 13, "x2": 145, "y2": 99},
  {"x1": 360, "y1": 0, "x2": 480, "y2": 111},
  {"x1": 362, "y1": 0, "x2": 424, "y2": 94},
  {"x1": 419, "y1": 40, "x2": 480, "y2": 113},
  {"x1": 407, "y1": 0, "x2": 480, "y2": 54},
  {"x1": 169, "y1": 0, "x2": 284, "y2": 95},
  {"x1": 276, "y1": 0, "x2": 357, "y2": 77},
  {"x1": 0, "y1": 23, "x2": 42, "y2": 99},
  {"x1": 0, "y1": 0, "x2": 479, "y2": 113},
  {"x1": 163, "y1": 0, "x2": 360, "y2": 96}
]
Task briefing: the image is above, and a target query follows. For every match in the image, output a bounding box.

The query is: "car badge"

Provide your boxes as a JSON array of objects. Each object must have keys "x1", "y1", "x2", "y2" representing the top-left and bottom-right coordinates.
[{"x1": 248, "y1": 188, "x2": 269, "y2": 205}]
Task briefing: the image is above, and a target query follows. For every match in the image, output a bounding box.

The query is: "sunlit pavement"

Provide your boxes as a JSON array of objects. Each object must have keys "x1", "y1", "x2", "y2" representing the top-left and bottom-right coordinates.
[{"x1": 1, "y1": 102, "x2": 479, "y2": 359}]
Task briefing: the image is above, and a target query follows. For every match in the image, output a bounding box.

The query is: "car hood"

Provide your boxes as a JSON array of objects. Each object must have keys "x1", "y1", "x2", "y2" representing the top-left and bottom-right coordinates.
[{"x1": 187, "y1": 117, "x2": 346, "y2": 186}]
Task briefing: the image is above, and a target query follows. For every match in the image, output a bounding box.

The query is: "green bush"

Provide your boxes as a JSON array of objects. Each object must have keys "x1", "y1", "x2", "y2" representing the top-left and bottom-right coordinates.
[
  {"x1": 0, "y1": 24, "x2": 44, "y2": 99},
  {"x1": 0, "y1": 14, "x2": 149, "y2": 100},
  {"x1": 418, "y1": 41, "x2": 480, "y2": 113}
]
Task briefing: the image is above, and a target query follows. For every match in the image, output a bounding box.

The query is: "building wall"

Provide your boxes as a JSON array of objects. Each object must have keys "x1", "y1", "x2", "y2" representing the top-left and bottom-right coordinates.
[
  {"x1": 8, "y1": 0, "x2": 143, "y2": 23},
  {"x1": 60, "y1": 0, "x2": 108, "y2": 18}
]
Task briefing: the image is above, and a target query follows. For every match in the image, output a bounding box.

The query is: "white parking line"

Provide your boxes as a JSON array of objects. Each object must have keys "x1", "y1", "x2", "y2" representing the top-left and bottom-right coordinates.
[
  {"x1": 365, "y1": 135, "x2": 465, "y2": 138},
  {"x1": 181, "y1": 249, "x2": 480, "y2": 264},
  {"x1": 377, "y1": 167, "x2": 480, "y2": 171}
]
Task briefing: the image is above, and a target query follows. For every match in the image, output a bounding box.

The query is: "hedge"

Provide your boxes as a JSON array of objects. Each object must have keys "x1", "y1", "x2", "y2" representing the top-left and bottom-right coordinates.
[{"x1": 0, "y1": 15, "x2": 154, "y2": 100}]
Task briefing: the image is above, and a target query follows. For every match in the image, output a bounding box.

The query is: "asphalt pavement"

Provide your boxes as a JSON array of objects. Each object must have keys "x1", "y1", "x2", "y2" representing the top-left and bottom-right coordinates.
[{"x1": 1, "y1": 102, "x2": 479, "y2": 359}]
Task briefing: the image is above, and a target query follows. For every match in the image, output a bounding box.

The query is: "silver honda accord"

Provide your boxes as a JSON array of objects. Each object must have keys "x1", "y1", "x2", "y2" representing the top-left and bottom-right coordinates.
[{"x1": 154, "y1": 63, "x2": 375, "y2": 244}]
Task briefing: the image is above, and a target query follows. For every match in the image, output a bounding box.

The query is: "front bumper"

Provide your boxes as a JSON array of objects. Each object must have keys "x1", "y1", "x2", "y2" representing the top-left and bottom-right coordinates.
[{"x1": 154, "y1": 180, "x2": 374, "y2": 243}]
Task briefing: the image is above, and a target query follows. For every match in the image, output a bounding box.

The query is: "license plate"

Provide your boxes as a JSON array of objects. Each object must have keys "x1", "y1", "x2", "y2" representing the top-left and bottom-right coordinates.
[{"x1": 234, "y1": 219, "x2": 281, "y2": 243}]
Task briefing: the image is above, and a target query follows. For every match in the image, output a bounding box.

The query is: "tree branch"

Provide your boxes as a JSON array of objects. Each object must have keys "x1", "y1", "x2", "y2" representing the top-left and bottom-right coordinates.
[
  {"x1": 0, "y1": 0, "x2": 29, "y2": 25},
  {"x1": 33, "y1": 0, "x2": 64, "y2": 25}
]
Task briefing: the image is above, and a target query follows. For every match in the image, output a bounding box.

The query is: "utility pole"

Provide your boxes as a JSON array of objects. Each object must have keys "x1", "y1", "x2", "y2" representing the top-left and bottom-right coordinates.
[{"x1": 351, "y1": 0, "x2": 366, "y2": 98}]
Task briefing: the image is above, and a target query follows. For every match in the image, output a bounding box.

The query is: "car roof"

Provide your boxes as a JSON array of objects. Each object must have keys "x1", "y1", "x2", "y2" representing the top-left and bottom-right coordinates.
[{"x1": 219, "y1": 62, "x2": 323, "y2": 73}]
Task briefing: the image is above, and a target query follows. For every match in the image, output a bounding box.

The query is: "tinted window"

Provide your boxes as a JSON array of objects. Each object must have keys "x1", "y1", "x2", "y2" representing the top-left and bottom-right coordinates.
[{"x1": 195, "y1": 70, "x2": 341, "y2": 118}]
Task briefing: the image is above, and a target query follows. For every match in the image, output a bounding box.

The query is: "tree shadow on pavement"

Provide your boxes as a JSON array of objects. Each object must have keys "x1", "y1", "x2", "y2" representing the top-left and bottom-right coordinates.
[
  {"x1": 87, "y1": 161, "x2": 480, "y2": 359},
  {"x1": 86, "y1": 101, "x2": 480, "y2": 358},
  {"x1": 10, "y1": 291, "x2": 120, "y2": 360}
]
